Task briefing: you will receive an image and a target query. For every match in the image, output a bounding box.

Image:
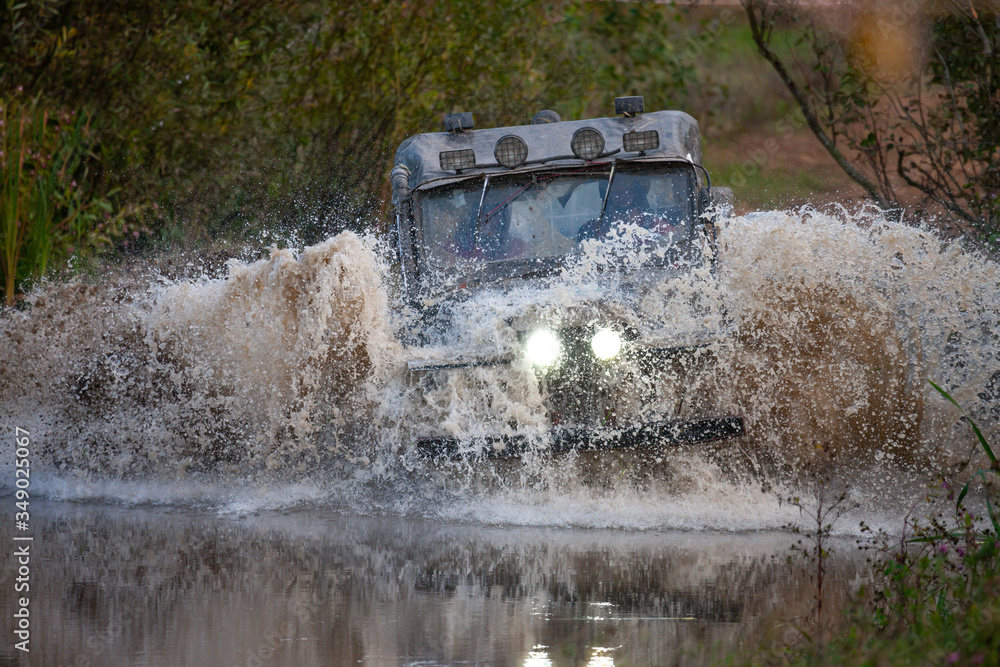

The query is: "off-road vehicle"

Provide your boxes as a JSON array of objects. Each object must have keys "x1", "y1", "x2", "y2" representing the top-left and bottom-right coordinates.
[{"x1": 391, "y1": 97, "x2": 744, "y2": 458}]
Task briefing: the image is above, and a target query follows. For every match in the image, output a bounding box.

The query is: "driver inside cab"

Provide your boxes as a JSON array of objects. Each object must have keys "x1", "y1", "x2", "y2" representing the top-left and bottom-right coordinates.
[{"x1": 601, "y1": 174, "x2": 681, "y2": 235}]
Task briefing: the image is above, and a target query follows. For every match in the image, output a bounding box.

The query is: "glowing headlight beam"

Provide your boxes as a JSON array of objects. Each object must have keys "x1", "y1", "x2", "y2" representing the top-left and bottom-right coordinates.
[
  {"x1": 590, "y1": 328, "x2": 623, "y2": 360},
  {"x1": 525, "y1": 329, "x2": 561, "y2": 367}
]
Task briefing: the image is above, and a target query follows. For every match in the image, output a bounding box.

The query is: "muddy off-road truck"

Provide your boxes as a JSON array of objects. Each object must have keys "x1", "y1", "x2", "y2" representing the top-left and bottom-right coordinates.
[{"x1": 391, "y1": 97, "x2": 744, "y2": 458}]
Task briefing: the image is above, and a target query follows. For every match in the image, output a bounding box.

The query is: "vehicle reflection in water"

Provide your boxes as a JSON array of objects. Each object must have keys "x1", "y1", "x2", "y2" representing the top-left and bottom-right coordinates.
[{"x1": 1, "y1": 501, "x2": 867, "y2": 666}]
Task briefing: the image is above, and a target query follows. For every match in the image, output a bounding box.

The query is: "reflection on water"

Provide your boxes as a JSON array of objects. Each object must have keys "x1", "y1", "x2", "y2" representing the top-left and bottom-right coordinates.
[{"x1": 0, "y1": 502, "x2": 867, "y2": 666}]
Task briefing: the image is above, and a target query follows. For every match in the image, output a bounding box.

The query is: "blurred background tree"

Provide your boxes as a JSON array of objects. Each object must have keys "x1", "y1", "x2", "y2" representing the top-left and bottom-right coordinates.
[
  {"x1": 0, "y1": 0, "x2": 701, "y2": 303},
  {"x1": 743, "y1": 0, "x2": 999, "y2": 249},
  {"x1": 3, "y1": 0, "x2": 997, "y2": 304}
]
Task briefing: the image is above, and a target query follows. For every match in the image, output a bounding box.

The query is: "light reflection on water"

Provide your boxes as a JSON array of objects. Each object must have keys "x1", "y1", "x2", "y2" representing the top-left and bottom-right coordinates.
[
  {"x1": 0, "y1": 501, "x2": 868, "y2": 666},
  {"x1": 585, "y1": 646, "x2": 616, "y2": 667},
  {"x1": 524, "y1": 645, "x2": 554, "y2": 666}
]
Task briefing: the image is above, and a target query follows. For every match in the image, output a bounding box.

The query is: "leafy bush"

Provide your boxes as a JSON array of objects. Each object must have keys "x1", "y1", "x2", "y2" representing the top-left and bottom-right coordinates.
[
  {"x1": 0, "y1": 0, "x2": 700, "y2": 287},
  {"x1": 2, "y1": 1, "x2": 698, "y2": 241}
]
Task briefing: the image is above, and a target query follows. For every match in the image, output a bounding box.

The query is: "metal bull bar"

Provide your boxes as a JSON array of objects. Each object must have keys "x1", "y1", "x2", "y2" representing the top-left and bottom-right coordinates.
[{"x1": 416, "y1": 416, "x2": 745, "y2": 459}]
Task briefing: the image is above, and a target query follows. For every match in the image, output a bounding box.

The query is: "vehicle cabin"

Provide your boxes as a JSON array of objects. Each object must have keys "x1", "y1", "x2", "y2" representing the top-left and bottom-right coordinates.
[{"x1": 391, "y1": 97, "x2": 729, "y2": 307}]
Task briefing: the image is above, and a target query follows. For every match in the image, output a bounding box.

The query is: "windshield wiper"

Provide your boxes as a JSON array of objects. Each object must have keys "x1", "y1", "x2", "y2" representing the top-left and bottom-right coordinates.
[
  {"x1": 478, "y1": 173, "x2": 542, "y2": 227},
  {"x1": 481, "y1": 166, "x2": 614, "y2": 228},
  {"x1": 598, "y1": 162, "x2": 616, "y2": 223}
]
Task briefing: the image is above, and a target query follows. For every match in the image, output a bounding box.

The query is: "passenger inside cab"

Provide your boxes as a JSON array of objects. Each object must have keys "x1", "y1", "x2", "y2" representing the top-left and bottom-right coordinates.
[{"x1": 580, "y1": 168, "x2": 690, "y2": 241}]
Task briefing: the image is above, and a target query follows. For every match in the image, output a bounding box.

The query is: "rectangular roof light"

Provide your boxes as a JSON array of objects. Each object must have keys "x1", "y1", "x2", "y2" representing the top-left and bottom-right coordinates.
[
  {"x1": 622, "y1": 130, "x2": 659, "y2": 153},
  {"x1": 439, "y1": 149, "x2": 476, "y2": 171}
]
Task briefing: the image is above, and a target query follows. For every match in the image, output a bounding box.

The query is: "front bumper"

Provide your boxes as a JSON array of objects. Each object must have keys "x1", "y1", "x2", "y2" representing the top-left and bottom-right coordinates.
[{"x1": 416, "y1": 416, "x2": 744, "y2": 458}]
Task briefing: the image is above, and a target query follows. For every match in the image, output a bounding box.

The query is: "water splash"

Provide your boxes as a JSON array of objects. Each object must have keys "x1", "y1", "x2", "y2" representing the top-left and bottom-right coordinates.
[
  {"x1": 1, "y1": 232, "x2": 399, "y2": 476},
  {"x1": 723, "y1": 208, "x2": 998, "y2": 469},
  {"x1": 1, "y1": 209, "x2": 997, "y2": 530}
]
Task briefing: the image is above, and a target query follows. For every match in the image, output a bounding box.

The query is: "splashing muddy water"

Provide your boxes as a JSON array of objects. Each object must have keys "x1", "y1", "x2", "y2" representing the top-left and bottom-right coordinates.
[{"x1": 1, "y1": 209, "x2": 998, "y2": 531}]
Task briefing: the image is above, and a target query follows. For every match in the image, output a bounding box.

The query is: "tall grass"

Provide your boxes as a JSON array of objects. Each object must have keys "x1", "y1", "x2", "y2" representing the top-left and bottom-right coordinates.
[
  {"x1": 0, "y1": 95, "x2": 112, "y2": 307},
  {"x1": 929, "y1": 380, "x2": 999, "y2": 535}
]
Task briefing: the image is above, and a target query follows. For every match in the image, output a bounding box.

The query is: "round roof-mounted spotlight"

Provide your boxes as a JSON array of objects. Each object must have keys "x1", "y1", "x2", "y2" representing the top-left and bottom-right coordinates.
[
  {"x1": 494, "y1": 135, "x2": 528, "y2": 168},
  {"x1": 571, "y1": 127, "x2": 605, "y2": 161}
]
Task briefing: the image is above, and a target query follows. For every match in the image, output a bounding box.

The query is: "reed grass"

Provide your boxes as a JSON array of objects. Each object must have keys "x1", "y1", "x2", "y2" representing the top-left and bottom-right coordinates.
[
  {"x1": 0, "y1": 94, "x2": 112, "y2": 307},
  {"x1": 929, "y1": 380, "x2": 999, "y2": 535}
]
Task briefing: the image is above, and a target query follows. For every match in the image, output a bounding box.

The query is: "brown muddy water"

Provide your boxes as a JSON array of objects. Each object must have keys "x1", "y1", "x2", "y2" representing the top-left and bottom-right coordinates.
[
  {"x1": 1, "y1": 209, "x2": 999, "y2": 665},
  {"x1": 0, "y1": 500, "x2": 868, "y2": 667}
]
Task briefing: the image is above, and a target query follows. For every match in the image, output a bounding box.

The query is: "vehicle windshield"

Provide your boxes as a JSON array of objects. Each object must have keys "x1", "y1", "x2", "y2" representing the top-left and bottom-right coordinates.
[{"x1": 419, "y1": 163, "x2": 695, "y2": 269}]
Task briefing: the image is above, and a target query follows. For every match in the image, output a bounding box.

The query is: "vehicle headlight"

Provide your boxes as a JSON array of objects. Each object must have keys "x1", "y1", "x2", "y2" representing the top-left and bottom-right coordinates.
[
  {"x1": 590, "y1": 328, "x2": 622, "y2": 360},
  {"x1": 525, "y1": 329, "x2": 561, "y2": 367}
]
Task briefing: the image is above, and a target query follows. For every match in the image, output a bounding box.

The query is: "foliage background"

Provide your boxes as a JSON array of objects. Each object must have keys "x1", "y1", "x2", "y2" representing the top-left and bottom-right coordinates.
[
  {"x1": 3, "y1": 2, "x2": 1000, "y2": 661},
  {"x1": 0, "y1": 0, "x2": 711, "y2": 295},
  {"x1": 1, "y1": 0, "x2": 997, "y2": 298}
]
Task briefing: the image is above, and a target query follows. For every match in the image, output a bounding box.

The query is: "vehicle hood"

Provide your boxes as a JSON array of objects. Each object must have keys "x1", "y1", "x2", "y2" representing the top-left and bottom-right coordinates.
[{"x1": 407, "y1": 264, "x2": 728, "y2": 365}]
